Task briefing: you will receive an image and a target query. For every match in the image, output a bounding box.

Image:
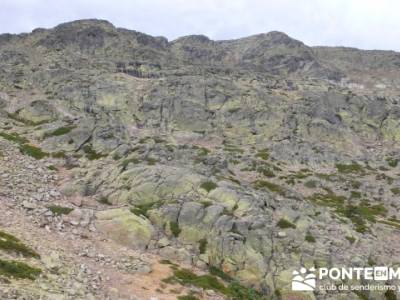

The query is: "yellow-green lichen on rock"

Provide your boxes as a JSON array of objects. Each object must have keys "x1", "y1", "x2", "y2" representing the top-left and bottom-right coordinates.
[
  {"x1": 95, "y1": 208, "x2": 154, "y2": 250},
  {"x1": 208, "y1": 187, "x2": 239, "y2": 211}
]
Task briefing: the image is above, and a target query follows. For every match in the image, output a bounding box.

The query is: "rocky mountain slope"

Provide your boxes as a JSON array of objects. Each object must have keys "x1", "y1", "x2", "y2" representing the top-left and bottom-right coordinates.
[{"x1": 1, "y1": 19, "x2": 400, "y2": 300}]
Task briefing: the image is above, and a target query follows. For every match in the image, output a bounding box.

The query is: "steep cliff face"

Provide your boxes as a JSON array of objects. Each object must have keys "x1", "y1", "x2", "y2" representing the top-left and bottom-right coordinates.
[{"x1": 1, "y1": 19, "x2": 400, "y2": 299}]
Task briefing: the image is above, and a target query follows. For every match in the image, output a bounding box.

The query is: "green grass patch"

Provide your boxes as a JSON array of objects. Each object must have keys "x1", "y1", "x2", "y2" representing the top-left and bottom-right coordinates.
[
  {"x1": 0, "y1": 230, "x2": 39, "y2": 258},
  {"x1": 153, "y1": 136, "x2": 166, "y2": 143},
  {"x1": 7, "y1": 111, "x2": 48, "y2": 126},
  {"x1": 159, "y1": 259, "x2": 177, "y2": 266},
  {"x1": 335, "y1": 162, "x2": 365, "y2": 174},
  {"x1": 305, "y1": 232, "x2": 316, "y2": 243},
  {"x1": 201, "y1": 201, "x2": 213, "y2": 208},
  {"x1": 345, "y1": 236, "x2": 356, "y2": 244},
  {"x1": 337, "y1": 204, "x2": 387, "y2": 233},
  {"x1": 386, "y1": 158, "x2": 399, "y2": 168},
  {"x1": 172, "y1": 268, "x2": 228, "y2": 294},
  {"x1": 391, "y1": 188, "x2": 400, "y2": 195},
  {"x1": 46, "y1": 205, "x2": 73, "y2": 216},
  {"x1": 223, "y1": 141, "x2": 244, "y2": 155},
  {"x1": 165, "y1": 267, "x2": 264, "y2": 299},
  {"x1": 199, "y1": 238, "x2": 207, "y2": 254},
  {"x1": 257, "y1": 167, "x2": 275, "y2": 178},
  {"x1": 304, "y1": 180, "x2": 317, "y2": 188},
  {"x1": 384, "y1": 290, "x2": 397, "y2": 300},
  {"x1": 130, "y1": 202, "x2": 161, "y2": 218},
  {"x1": 350, "y1": 180, "x2": 362, "y2": 189},
  {"x1": 200, "y1": 181, "x2": 218, "y2": 193},
  {"x1": 277, "y1": 218, "x2": 296, "y2": 229},
  {"x1": 350, "y1": 191, "x2": 362, "y2": 199},
  {"x1": 307, "y1": 192, "x2": 346, "y2": 208},
  {"x1": 378, "y1": 219, "x2": 400, "y2": 229},
  {"x1": 146, "y1": 157, "x2": 158, "y2": 165},
  {"x1": 0, "y1": 131, "x2": 29, "y2": 144},
  {"x1": 292, "y1": 170, "x2": 310, "y2": 179},
  {"x1": 255, "y1": 149, "x2": 269, "y2": 160},
  {"x1": 51, "y1": 151, "x2": 67, "y2": 159},
  {"x1": 170, "y1": 221, "x2": 181, "y2": 237},
  {"x1": 227, "y1": 281, "x2": 265, "y2": 300},
  {"x1": 315, "y1": 173, "x2": 336, "y2": 181},
  {"x1": 0, "y1": 259, "x2": 41, "y2": 280},
  {"x1": 97, "y1": 196, "x2": 112, "y2": 205},
  {"x1": 253, "y1": 180, "x2": 284, "y2": 194},
  {"x1": 208, "y1": 266, "x2": 233, "y2": 282},
  {"x1": 83, "y1": 145, "x2": 106, "y2": 160},
  {"x1": 309, "y1": 191, "x2": 387, "y2": 233},
  {"x1": 197, "y1": 147, "x2": 210, "y2": 156},
  {"x1": 19, "y1": 144, "x2": 48, "y2": 159},
  {"x1": 44, "y1": 125, "x2": 76, "y2": 138}
]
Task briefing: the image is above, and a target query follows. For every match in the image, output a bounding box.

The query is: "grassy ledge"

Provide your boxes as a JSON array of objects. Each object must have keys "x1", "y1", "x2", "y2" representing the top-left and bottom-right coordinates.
[
  {"x1": 0, "y1": 259, "x2": 41, "y2": 280},
  {"x1": 0, "y1": 230, "x2": 40, "y2": 258}
]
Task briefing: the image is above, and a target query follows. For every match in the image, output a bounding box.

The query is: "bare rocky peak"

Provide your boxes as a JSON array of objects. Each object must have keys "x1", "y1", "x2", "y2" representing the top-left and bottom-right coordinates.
[{"x1": 3, "y1": 18, "x2": 399, "y2": 84}]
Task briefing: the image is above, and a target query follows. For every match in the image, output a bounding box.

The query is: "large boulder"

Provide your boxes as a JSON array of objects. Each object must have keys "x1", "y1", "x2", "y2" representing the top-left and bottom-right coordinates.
[{"x1": 95, "y1": 208, "x2": 155, "y2": 250}]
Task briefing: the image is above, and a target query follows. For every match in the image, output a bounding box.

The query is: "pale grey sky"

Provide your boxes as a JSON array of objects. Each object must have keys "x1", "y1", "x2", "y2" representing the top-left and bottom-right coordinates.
[{"x1": 1, "y1": 0, "x2": 400, "y2": 51}]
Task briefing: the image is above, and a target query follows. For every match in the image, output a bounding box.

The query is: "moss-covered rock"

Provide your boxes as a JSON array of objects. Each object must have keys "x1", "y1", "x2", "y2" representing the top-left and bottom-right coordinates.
[{"x1": 96, "y1": 208, "x2": 155, "y2": 250}]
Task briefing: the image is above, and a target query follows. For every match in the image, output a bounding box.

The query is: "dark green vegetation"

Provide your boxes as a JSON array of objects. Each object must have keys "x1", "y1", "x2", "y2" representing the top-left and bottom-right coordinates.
[
  {"x1": 255, "y1": 149, "x2": 269, "y2": 160},
  {"x1": 97, "y1": 196, "x2": 112, "y2": 205},
  {"x1": 51, "y1": 151, "x2": 67, "y2": 159},
  {"x1": 277, "y1": 218, "x2": 296, "y2": 229},
  {"x1": 170, "y1": 221, "x2": 181, "y2": 237},
  {"x1": 384, "y1": 289, "x2": 397, "y2": 300},
  {"x1": 44, "y1": 125, "x2": 76, "y2": 138},
  {"x1": 308, "y1": 191, "x2": 346, "y2": 208},
  {"x1": 199, "y1": 238, "x2": 207, "y2": 254},
  {"x1": 335, "y1": 163, "x2": 365, "y2": 174},
  {"x1": 0, "y1": 259, "x2": 41, "y2": 280},
  {"x1": 130, "y1": 202, "x2": 161, "y2": 218},
  {"x1": 146, "y1": 157, "x2": 158, "y2": 165},
  {"x1": 0, "y1": 131, "x2": 28, "y2": 144},
  {"x1": 200, "y1": 181, "x2": 218, "y2": 193},
  {"x1": 83, "y1": 145, "x2": 106, "y2": 160},
  {"x1": 197, "y1": 147, "x2": 210, "y2": 156},
  {"x1": 164, "y1": 267, "x2": 265, "y2": 299},
  {"x1": 391, "y1": 187, "x2": 400, "y2": 195},
  {"x1": 159, "y1": 259, "x2": 177, "y2": 266},
  {"x1": 253, "y1": 180, "x2": 284, "y2": 195},
  {"x1": 177, "y1": 295, "x2": 199, "y2": 300},
  {"x1": 0, "y1": 230, "x2": 39, "y2": 258},
  {"x1": 47, "y1": 205, "x2": 73, "y2": 216},
  {"x1": 19, "y1": 144, "x2": 48, "y2": 159},
  {"x1": 308, "y1": 191, "x2": 387, "y2": 233},
  {"x1": 304, "y1": 180, "x2": 317, "y2": 188},
  {"x1": 305, "y1": 232, "x2": 316, "y2": 243},
  {"x1": 209, "y1": 266, "x2": 233, "y2": 282},
  {"x1": 7, "y1": 111, "x2": 49, "y2": 126},
  {"x1": 47, "y1": 165, "x2": 57, "y2": 171},
  {"x1": 386, "y1": 157, "x2": 399, "y2": 168}
]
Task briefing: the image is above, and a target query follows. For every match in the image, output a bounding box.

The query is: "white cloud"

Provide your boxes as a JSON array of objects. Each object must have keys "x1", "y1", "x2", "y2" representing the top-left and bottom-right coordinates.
[{"x1": 0, "y1": 0, "x2": 399, "y2": 51}]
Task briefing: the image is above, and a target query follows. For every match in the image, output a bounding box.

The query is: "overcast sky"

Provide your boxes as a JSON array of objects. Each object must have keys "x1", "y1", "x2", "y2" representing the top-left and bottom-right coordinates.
[{"x1": 1, "y1": 0, "x2": 400, "y2": 51}]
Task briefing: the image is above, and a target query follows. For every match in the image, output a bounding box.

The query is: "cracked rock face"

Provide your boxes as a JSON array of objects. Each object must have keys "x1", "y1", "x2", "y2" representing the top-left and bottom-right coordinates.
[{"x1": 1, "y1": 19, "x2": 400, "y2": 299}]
